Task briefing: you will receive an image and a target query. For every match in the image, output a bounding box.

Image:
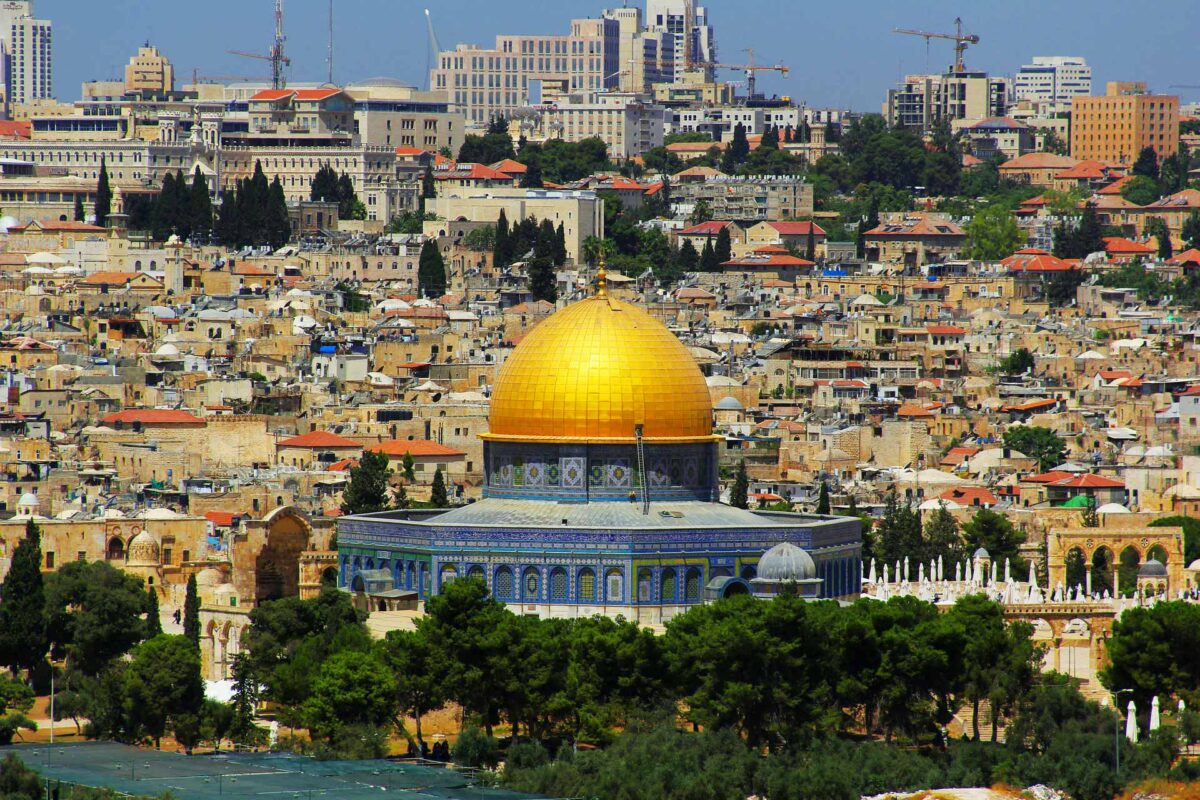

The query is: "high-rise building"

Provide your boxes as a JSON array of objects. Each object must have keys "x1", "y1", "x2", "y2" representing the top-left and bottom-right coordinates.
[
  {"x1": 885, "y1": 71, "x2": 1009, "y2": 131},
  {"x1": 603, "y1": 7, "x2": 674, "y2": 93},
  {"x1": 430, "y1": 17, "x2": 619, "y2": 127},
  {"x1": 645, "y1": 0, "x2": 716, "y2": 76},
  {"x1": 124, "y1": 45, "x2": 174, "y2": 95},
  {"x1": 0, "y1": 0, "x2": 51, "y2": 107},
  {"x1": 1014, "y1": 56, "x2": 1091, "y2": 115},
  {"x1": 1070, "y1": 83, "x2": 1179, "y2": 166}
]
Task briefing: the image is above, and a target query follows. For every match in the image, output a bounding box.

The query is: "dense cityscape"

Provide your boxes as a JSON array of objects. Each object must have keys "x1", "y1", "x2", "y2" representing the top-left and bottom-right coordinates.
[{"x1": 0, "y1": 1, "x2": 1196, "y2": 798}]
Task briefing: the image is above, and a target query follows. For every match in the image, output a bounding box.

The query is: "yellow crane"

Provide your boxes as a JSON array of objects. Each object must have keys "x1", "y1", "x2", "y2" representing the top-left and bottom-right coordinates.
[
  {"x1": 695, "y1": 48, "x2": 788, "y2": 100},
  {"x1": 893, "y1": 17, "x2": 979, "y2": 74}
]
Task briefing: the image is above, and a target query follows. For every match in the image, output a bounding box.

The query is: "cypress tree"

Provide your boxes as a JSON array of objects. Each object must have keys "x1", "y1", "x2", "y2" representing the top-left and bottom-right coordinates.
[
  {"x1": 145, "y1": 585, "x2": 163, "y2": 638},
  {"x1": 418, "y1": 239, "x2": 447, "y2": 298},
  {"x1": 806, "y1": 224, "x2": 816, "y2": 261},
  {"x1": 183, "y1": 573, "x2": 201, "y2": 646},
  {"x1": 189, "y1": 166, "x2": 213, "y2": 238},
  {"x1": 760, "y1": 124, "x2": 779, "y2": 150},
  {"x1": 73, "y1": 193, "x2": 85, "y2": 222},
  {"x1": 730, "y1": 461, "x2": 749, "y2": 509},
  {"x1": 714, "y1": 226, "x2": 732, "y2": 265},
  {"x1": 0, "y1": 520, "x2": 48, "y2": 675},
  {"x1": 816, "y1": 482, "x2": 831, "y2": 515},
  {"x1": 422, "y1": 163, "x2": 436, "y2": 203},
  {"x1": 554, "y1": 222, "x2": 568, "y2": 266},
  {"x1": 310, "y1": 163, "x2": 338, "y2": 202},
  {"x1": 431, "y1": 468, "x2": 449, "y2": 508},
  {"x1": 494, "y1": 209, "x2": 512, "y2": 268},
  {"x1": 336, "y1": 172, "x2": 358, "y2": 218},
  {"x1": 341, "y1": 450, "x2": 393, "y2": 515},
  {"x1": 95, "y1": 158, "x2": 112, "y2": 227},
  {"x1": 700, "y1": 239, "x2": 718, "y2": 272},
  {"x1": 677, "y1": 239, "x2": 699, "y2": 272},
  {"x1": 528, "y1": 256, "x2": 557, "y2": 303},
  {"x1": 267, "y1": 176, "x2": 291, "y2": 250},
  {"x1": 151, "y1": 171, "x2": 177, "y2": 241}
]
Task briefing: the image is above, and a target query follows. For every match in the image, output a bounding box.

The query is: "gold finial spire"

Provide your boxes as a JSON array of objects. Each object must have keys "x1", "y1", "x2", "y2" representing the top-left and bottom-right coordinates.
[{"x1": 596, "y1": 248, "x2": 608, "y2": 298}]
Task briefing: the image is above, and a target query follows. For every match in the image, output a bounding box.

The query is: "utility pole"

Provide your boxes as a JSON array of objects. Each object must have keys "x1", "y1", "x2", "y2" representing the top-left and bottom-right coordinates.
[{"x1": 327, "y1": 0, "x2": 334, "y2": 85}]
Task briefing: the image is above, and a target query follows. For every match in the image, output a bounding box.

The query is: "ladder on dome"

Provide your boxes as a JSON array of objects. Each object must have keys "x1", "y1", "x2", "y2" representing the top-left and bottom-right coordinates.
[{"x1": 635, "y1": 425, "x2": 650, "y2": 515}]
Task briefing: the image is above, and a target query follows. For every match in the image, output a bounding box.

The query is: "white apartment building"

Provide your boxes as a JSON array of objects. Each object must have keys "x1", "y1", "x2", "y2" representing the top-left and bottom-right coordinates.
[
  {"x1": 669, "y1": 105, "x2": 802, "y2": 140},
  {"x1": 645, "y1": 0, "x2": 716, "y2": 76},
  {"x1": 515, "y1": 92, "x2": 666, "y2": 158},
  {"x1": 1014, "y1": 57, "x2": 1091, "y2": 115},
  {"x1": 1, "y1": 1, "x2": 51, "y2": 107},
  {"x1": 430, "y1": 17, "x2": 619, "y2": 127}
]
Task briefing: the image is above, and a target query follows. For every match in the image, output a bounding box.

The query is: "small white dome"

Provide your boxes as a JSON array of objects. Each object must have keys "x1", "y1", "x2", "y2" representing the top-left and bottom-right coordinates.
[
  {"x1": 154, "y1": 343, "x2": 180, "y2": 356},
  {"x1": 757, "y1": 541, "x2": 817, "y2": 582},
  {"x1": 126, "y1": 530, "x2": 160, "y2": 567},
  {"x1": 140, "y1": 507, "x2": 181, "y2": 520},
  {"x1": 1096, "y1": 503, "x2": 1130, "y2": 514}
]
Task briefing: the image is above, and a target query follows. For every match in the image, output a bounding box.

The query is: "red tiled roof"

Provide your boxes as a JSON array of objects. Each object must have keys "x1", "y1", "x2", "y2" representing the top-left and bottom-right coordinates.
[
  {"x1": 865, "y1": 217, "x2": 965, "y2": 237},
  {"x1": 767, "y1": 221, "x2": 826, "y2": 236},
  {"x1": 926, "y1": 325, "x2": 965, "y2": 335},
  {"x1": 367, "y1": 439, "x2": 466, "y2": 457},
  {"x1": 1103, "y1": 237, "x2": 1154, "y2": 255},
  {"x1": 938, "y1": 487, "x2": 998, "y2": 506},
  {"x1": 395, "y1": 146, "x2": 431, "y2": 157},
  {"x1": 1143, "y1": 189, "x2": 1200, "y2": 210},
  {"x1": 250, "y1": 88, "x2": 342, "y2": 102},
  {"x1": 276, "y1": 430, "x2": 361, "y2": 448},
  {"x1": 1050, "y1": 474, "x2": 1125, "y2": 489},
  {"x1": 679, "y1": 220, "x2": 732, "y2": 236},
  {"x1": 1002, "y1": 252, "x2": 1076, "y2": 273},
  {"x1": 0, "y1": 120, "x2": 30, "y2": 139},
  {"x1": 1055, "y1": 160, "x2": 1109, "y2": 180},
  {"x1": 721, "y1": 254, "x2": 814, "y2": 268},
  {"x1": 101, "y1": 409, "x2": 204, "y2": 425},
  {"x1": 79, "y1": 271, "x2": 141, "y2": 286},
  {"x1": 435, "y1": 162, "x2": 509, "y2": 181},
  {"x1": 1025, "y1": 470, "x2": 1074, "y2": 484},
  {"x1": 1003, "y1": 397, "x2": 1059, "y2": 412},
  {"x1": 11, "y1": 220, "x2": 106, "y2": 233},
  {"x1": 1097, "y1": 175, "x2": 1134, "y2": 195},
  {"x1": 204, "y1": 511, "x2": 246, "y2": 527},
  {"x1": 999, "y1": 153, "x2": 1078, "y2": 170},
  {"x1": 896, "y1": 405, "x2": 935, "y2": 418},
  {"x1": 490, "y1": 158, "x2": 528, "y2": 174},
  {"x1": 1169, "y1": 248, "x2": 1200, "y2": 266}
]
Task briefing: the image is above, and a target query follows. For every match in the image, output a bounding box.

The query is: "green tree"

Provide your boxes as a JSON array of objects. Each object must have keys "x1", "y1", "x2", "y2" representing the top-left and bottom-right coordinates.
[
  {"x1": 144, "y1": 586, "x2": 162, "y2": 638},
  {"x1": 699, "y1": 239, "x2": 719, "y2": 272},
  {"x1": 1121, "y1": 175, "x2": 1161, "y2": 206},
  {"x1": 1102, "y1": 601, "x2": 1200, "y2": 711},
  {"x1": 730, "y1": 460, "x2": 749, "y2": 509},
  {"x1": 73, "y1": 193, "x2": 85, "y2": 222},
  {"x1": 1132, "y1": 146, "x2": 1160, "y2": 181},
  {"x1": 0, "y1": 520, "x2": 47, "y2": 677},
  {"x1": 189, "y1": 166, "x2": 213, "y2": 237},
  {"x1": 401, "y1": 452, "x2": 416, "y2": 482},
  {"x1": 1002, "y1": 425, "x2": 1065, "y2": 472},
  {"x1": 868, "y1": 491, "x2": 922, "y2": 568},
  {"x1": 998, "y1": 347, "x2": 1035, "y2": 375},
  {"x1": 124, "y1": 634, "x2": 204, "y2": 748},
  {"x1": 1182, "y1": 211, "x2": 1200, "y2": 250},
  {"x1": 95, "y1": 158, "x2": 112, "y2": 227},
  {"x1": 677, "y1": 239, "x2": 699, "y2": 272},
  {"x1": 45, "y1": 559, "x2": 150, "y2": 676},
  {"x1": 1146, "y1": 216, "x2": 1172, "y2": 259},
  {"x1": 341, "y1": 450, "x2": 393, "y2": 515},
  {"x1": 0, "y1": 675, "x2": 35, "y2": 745},
  {"x1": 528, "y1": 256, "x2": 557, "y2": 303},
  {"x1": 266, "y1": 175, "x2": 292, "y2": 249},
  {"x1": 391, "y1": 482, "x2": 411, "y2": 510},
  {"x1": 760, "y1": 124, "x2": 779, "y2": 150},
  {"x1": 966, "y1": 204, "x2": 1023, "y2": 261},
  {"x1": 721, "y1": 123, "x2": 750, "y2": 173},
  {"x1": 961, "y1": 508, "x2": 1027, "y2": 572},
  {"x1": 303, "y1": 649, "x2": 396, "y2": 740},
  {"x1": 183, "y1": 573, "x2": 200, "y2": 646},
  {"x1": 417, "y1": 578, "x2": 514, "y2": 737},
  {"x1": 714, "y1": 226, "x2": 732, "y2": 265},
  {"x1": 431, "y1": 467, "x2": 450, "y2": 508},
  {"x1": 228, "y1": 652, "x2": 264, "y2": 747},
  {"x1": 418, "y1": 239, "x2": 447, "y2": 298},
  {"x1": 815, "y1": 482, "x2": 831, "y2": 515},
  {"x1": 922, "y1": 504, "x2": 962, "y2": 564},
  {"x1": 1148, "y1": 516, "x2": 1200, "y2": 565},
  {"x1": 689, "y1": 199, "x2": 711, "y2": 226},
  {"x1": 380, "y1": 628, "x2": 446, "y2": 746},
  {"x1": 421, "y1": 162, "x2": 436, "y2": 203}
]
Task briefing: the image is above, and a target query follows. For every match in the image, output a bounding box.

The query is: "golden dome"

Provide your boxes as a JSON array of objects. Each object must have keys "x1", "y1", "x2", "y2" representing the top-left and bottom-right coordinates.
[{"x1": 485, "y1": 296, "x2": 715, "y2": 443}]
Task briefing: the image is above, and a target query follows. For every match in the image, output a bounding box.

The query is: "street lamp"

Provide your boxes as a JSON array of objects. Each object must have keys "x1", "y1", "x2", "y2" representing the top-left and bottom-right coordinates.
[{"x1": 1105, "y1": 688, "x2": 1135, "y2": 775}]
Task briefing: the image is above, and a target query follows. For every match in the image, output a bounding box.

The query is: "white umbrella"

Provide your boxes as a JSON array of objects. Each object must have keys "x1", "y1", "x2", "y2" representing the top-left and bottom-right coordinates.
[
  {"x1": 1150, "y1": 696, "x2": 1160, "y2": 732},
  {"x1": 937, "y1": 555, "x2": 944, "y2": 582},
  {"x1": 1004, "y1": 559, "x2": 1011, "y2": 584},
  {"x1": 1126, "y1": 700, "x2": 1138, "y2": 743},
  {"x1": 868, "y1": 560, "x2": 878, "y2": 585},
  {"x1": 1028, "y1": 561, "x2": 1038, "y2": 591}
]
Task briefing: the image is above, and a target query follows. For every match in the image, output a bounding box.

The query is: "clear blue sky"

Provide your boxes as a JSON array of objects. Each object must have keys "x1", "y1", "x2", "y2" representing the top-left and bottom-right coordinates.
[{"x1": 45, "y1": 0, "x2": 1200, "y2": 110}]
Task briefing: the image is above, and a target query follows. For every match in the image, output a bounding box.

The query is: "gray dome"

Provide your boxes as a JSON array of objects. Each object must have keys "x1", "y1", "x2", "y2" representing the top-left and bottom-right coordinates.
[
  {"x1": 757, "y1": 541, "x2": 817, "y2": 582},
  {"x1": 715, "y1": 396, "x2": 744, "y2": 411},
  {"x1": 973, "y1": 547, "x2": 991, "y2": 559},
  {"x1": 1138, "y1": 559, "x2": 1167, "y2": 578}
]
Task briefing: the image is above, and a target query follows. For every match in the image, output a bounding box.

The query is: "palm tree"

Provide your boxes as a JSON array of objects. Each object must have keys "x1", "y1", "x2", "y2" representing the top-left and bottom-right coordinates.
[{"x1": 581, "y1": 236, "x2": 615, "y2": 267}]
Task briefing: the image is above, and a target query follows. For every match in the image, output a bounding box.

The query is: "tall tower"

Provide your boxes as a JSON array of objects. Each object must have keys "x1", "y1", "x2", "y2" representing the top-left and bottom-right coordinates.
[{"x1": 0, "y1": 0, "x2": 52, "y2": 109}]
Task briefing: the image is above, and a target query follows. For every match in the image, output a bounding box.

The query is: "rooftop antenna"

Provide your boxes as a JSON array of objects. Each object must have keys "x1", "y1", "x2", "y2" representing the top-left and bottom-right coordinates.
[
  {"x1": 228, "y1": 0, "x2": 290, "y2": 89},
  {"x1": 327, "y1": 0, "x2": 334, "y2": 85},
  {"x1": 424, "y1": 9, "x2": 441, "y2": 92}
]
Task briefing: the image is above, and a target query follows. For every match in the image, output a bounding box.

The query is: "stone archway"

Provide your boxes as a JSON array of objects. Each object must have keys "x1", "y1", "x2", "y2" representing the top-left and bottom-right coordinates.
[
  {"x1": 245, "y1": 507, "x2": 313, "y2": 605},
  {"x1": 1048, "y1": 527, "x2": 1185, "y2": 596}
]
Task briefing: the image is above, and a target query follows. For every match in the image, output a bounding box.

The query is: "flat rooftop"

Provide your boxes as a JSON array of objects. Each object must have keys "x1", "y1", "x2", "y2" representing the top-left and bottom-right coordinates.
[{"x1": 3, "y1": 742, "x2": 543, "y2": 800}]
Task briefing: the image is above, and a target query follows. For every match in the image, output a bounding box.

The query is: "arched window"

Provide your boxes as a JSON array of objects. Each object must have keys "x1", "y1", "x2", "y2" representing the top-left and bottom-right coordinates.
[
  {"x1": 107, "y1": 537, "x2": 125, "y2": 560},
  {"x1": 577, "y1": 568, "x2": 596, "y2": 602},
  {"x1": 605, "y1": 568, "x2": 624, "y2": 603},
  {"x1": 439, "y1": 563, "x2": 457, "y2": 588},
  {"x1": 523, "y1": 567, "x2": 540, "y2": 601},
  {"x1": 467, "y1": 565, "x2": 485, "y2": 582},
  {"x1": 550, "y1": 567, "x2": 567, "y2": 602},
  {"x1": 660, "y1": 568, "x2": 676, "y2": 602},
  {"x1": 494, "y1": 566, "x2": 514, "y2": 599},
  {"x1": 637, "y1": 568, "x2": 652, "y2": 602},
  {"x1": 685, "y1": 567, "x2": 702, "y2": 602}
]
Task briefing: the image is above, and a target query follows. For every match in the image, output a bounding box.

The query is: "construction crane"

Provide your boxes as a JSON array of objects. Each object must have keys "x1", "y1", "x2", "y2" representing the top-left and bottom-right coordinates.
[
  {"x1": 893, "y1": 17, "x2": 979, "y2": 74},
  {"x1": 424, "y1": 8, "x2": 441, "y2": 92},
  {"x1": 696, "y1": 49, "x2": 788, "y2": 100},
  {"x1": 190, "y1": 69, "x2": 270, "y2": 85},
  {"x1": 229, "y1": 0, "x2": 289, "y2": 90}
]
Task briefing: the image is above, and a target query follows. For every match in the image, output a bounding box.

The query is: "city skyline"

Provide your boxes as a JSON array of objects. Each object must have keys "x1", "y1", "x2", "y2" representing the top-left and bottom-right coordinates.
[{"x1": 41, "y1": 0, "x2": 1200, "y2": 110}]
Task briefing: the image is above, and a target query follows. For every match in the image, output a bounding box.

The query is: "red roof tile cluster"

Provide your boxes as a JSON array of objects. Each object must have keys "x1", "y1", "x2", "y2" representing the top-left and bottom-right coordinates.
[
  {"x1": 367, "y1": 439, "x2": 466, "y2": 457},
  {"x1": 766, "y1": 221, "x2": 827, "y2": 236},
  {"x1": 101, "y1": 409, "x2": 204, "y2": 425},
  {"x1": 277, "y1": 430, "x2": 361, "y2": 448}
]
